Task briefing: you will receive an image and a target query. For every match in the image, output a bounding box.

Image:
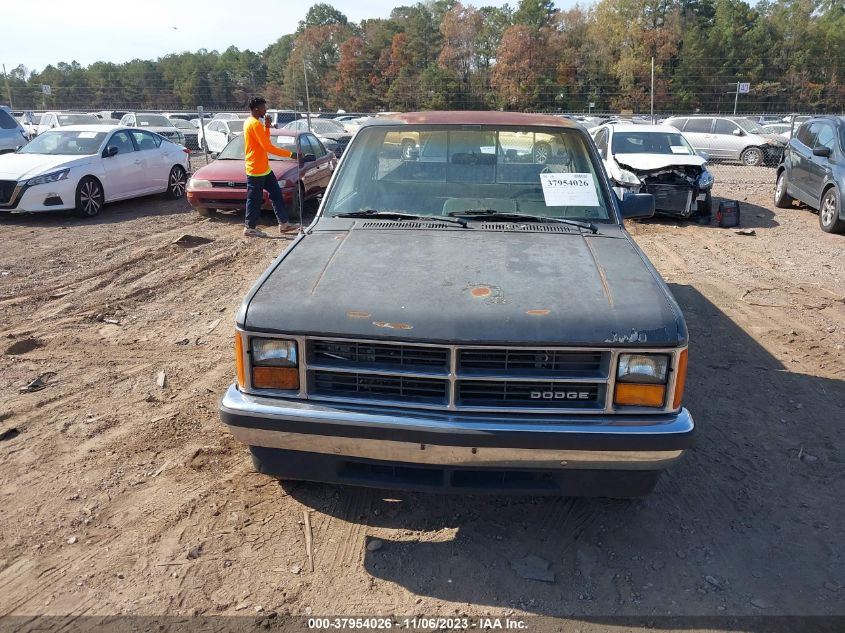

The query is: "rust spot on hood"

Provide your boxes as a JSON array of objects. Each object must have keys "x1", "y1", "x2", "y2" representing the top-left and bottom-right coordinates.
[
  {"x1": 373, "y1": 321, "x2": 414, "y2": 330},
  {"x1": 347, "y1": 311, "x2": 371, "y2": 319},
  {"x1": 465, "y1": 282, "x2": 508, "y2": 304},
  {"x1": 526, "y1": 309, "x2": 551, "y2": 316}
]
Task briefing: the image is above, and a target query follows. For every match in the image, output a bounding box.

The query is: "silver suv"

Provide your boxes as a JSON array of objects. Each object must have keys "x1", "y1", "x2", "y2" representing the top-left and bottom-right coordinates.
[
  {"x1": 664, "y1": 116, "x2": 786, "y2": 166},
  {"x1": 0, "y1": 107, "x2": 28, "y2": 154}
]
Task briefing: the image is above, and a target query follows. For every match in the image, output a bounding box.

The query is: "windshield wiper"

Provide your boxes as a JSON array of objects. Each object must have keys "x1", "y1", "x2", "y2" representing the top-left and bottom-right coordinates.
[
  {"x1": 446, "y1": 210, "x2": 597, "y2": 234},
  {"x1": 336, "y1": 209, "x2": 468, "y2": 228}
]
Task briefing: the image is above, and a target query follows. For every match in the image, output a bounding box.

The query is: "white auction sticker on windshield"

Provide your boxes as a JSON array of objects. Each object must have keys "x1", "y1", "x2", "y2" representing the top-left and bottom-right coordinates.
[
  {"x1": 540, "y1": 173, "x2": 600, "y2": 207},
  {"x1": 670, "y1": 145, "x2": 691, "y2": 154},
  {"x1": 78, "y1": 132, "x2": 98, "y2": 139}
]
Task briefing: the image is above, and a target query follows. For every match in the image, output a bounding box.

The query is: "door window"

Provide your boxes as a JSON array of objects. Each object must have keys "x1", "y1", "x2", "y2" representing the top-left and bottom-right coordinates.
[
  {"x1": 683, "y1": 118, "x2": 713, "y2": 133},
  {"x1": 299, "y1": 135, "x2": 315, "y2": 157},
  {"x1": 307, "y1": 134, "x2": 326, "y2": 157},
  {"x1": 108, "y1": 131, "x2": 136, "y2": 154},
  {"x1": 594, "y1": 129, "x2": 609, "y2": 157},
  {"x1": 130, "y1": 130, "x2": 161, "y2": 151},
  {"x1": 796, "y1": 123, "x2": 817, "y2": 148},
  {"x1": 713, "y1": 119, "x2": 740, "y2": 135},
  {"x1": 813, "y1": 124, "x2": 835, "y2": 152}
]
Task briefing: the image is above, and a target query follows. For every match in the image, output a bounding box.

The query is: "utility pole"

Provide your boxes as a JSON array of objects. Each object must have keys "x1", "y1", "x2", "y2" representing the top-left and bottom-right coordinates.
[
  {"x1": 2, "y1": 65, "x2": 13, "y2": 110},
  {"x1": 733, "y1": 81, "x2": 740, "y2": 115},
  {"x1": 650, "y1": 57, "x2": 655, "y2": 124},
  {"x1": 302, "y1": 56, "x2": 312, "y2": 131}
]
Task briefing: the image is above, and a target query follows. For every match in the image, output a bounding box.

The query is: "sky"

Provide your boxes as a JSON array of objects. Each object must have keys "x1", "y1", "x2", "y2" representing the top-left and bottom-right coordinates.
[{"x1": 0, "y1": 0, "x2": 556, "y2": 74}]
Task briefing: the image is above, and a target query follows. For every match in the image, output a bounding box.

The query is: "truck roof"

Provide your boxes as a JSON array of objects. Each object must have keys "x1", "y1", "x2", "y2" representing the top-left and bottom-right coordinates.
[{"x1": 364, "y1": 111, "x2": 581, "y2": 128}]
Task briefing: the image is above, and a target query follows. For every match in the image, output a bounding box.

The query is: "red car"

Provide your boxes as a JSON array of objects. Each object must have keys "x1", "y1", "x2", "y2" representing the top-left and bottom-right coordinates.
[{"x1": 186, "y1": 129, "x2": 335, "y2": 220}]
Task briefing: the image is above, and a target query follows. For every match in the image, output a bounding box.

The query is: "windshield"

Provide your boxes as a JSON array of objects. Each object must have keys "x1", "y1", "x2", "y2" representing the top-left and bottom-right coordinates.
[
  {"x1": 170, "y1": 119, "x2": 194, "y2": 129},
  {"x1": 216, "y1": 134, "x2": 297, "y2": 160},
  {"x1": 20, "y1": 130, "x2": 106, "y2": 155},
  {"x1": 137, "y1": 114, "x2": 172, "y2": 127},
  {"x1": 312, "y1": 119, "x2": 346, "y2": 135},
  {"x1": 57, "y1": 114, "x2": 99, "y2": 126},
  {"x1": 321, "y1": 125, "x2": 613, "y2": 222},
  {"x1": 735, "y1": 118, "x2": 766, "y2": 134},
  {"x1": 611, "y1": 131, "x2": 695, "y2": 155}
]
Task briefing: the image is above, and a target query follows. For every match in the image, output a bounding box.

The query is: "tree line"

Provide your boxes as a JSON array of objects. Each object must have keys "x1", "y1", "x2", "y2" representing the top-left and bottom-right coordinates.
[{"x1": 4, "y1": 0, "x2": 845, "y2": 114}]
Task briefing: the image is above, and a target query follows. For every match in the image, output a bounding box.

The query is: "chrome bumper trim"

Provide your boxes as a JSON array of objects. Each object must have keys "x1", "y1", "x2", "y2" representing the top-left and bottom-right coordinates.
[
  {"x1": 220, "y1": 385, "x2": 692, "y2": 470},
  {"x1": 228, "y1": 426, "x2": 684, "y2": 469}
]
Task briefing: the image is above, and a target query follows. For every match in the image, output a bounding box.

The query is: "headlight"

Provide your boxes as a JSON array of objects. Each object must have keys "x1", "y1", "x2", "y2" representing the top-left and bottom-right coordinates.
[
  {"x1": 252, "y1": 338, "x2": 297, "y2": 367},
  {"x1": 698, "y1": 169, "x2": 714, "y2": 188},
  {"x1": 614, "y1": 353, "x2": 671, "y2": 408},
  {"x1": 613, "y1": 167, "x2": 641, "y2": 186},
  {"x1": 26, "y1": 169, "x2": 69, "y2": 187},
  {"x1": 250, "y1": 337, "x2": 299, "y2": 391},
  {"x1": 617, "y1": 353, "x2": 669, "y2": 384},
  {"x1": 187, "y1": 178, "x2": 212, "y2": 189}
]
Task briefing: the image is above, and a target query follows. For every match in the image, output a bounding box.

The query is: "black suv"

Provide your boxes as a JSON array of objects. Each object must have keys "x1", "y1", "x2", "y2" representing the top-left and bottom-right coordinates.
[{"x1": 774, "y1": 116, "x2": 845, "y2": 233}]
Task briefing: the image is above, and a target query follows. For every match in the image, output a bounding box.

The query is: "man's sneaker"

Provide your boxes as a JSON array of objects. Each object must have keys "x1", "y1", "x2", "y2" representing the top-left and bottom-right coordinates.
[
  {"x1": 243, "y1": 227, "x2": 267, "y2": 238},
  {"x1": 278, "y1": 223, "x2": 298, "y2": 234}
]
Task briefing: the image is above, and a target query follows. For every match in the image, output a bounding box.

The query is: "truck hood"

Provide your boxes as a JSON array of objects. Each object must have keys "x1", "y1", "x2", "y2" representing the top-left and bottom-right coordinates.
[
  {"x1": 243, "y1": 227, "x2": 686, "y2": 347},
  {"x1": 0, "y1": 153, "x2": 93, "y2": 180},
  {"x1": 614, "y1": 153, "x2": 706, "y2": 173}
]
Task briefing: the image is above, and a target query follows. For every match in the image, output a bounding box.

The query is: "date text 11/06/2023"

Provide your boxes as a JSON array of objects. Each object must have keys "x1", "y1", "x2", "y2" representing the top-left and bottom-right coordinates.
[{"x1": 307, "y1": 617, "x2": 529, "y2": 630}]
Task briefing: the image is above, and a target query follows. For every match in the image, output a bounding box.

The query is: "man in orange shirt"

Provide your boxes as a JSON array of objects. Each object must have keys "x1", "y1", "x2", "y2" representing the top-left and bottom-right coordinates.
[{"x1": 242, "y1": 96, "x2": 298, "y2": 237}]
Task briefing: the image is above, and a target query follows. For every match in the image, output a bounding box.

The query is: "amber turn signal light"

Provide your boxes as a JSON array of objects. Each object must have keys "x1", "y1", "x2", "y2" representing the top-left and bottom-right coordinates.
[
  {"x1": 614, "y1": 383, "x2": 666, "y2": 407},
  {"x1": 235, "y1": 333, "x2": 246, "y2": 389},
  {"x1": 672, "y1": 349, "x2": 688, "y2": 409},
  {"x1": 252, "y1": 367, "x2": 300, "y2": 390}
]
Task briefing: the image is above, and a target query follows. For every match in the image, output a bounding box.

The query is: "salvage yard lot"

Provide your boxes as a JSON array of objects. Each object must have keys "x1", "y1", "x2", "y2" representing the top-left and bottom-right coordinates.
[{"x1": 0, "y1": 169, "x2": 843, "y2": 622}]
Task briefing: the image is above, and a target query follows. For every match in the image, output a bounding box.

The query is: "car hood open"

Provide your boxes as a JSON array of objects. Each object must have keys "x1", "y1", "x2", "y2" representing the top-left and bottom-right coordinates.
[
  {"x1": 243, "y1": 227, "x2": 687, "y2": 347},
  {"x1": 614, "y1": 153, "x2": 706, "y2": 173}
]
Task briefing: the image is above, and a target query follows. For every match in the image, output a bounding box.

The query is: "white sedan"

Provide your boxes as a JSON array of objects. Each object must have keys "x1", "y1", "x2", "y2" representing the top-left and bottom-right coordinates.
[{"x1": 0, "y1": 125, "x2": 189, "y2": 217}]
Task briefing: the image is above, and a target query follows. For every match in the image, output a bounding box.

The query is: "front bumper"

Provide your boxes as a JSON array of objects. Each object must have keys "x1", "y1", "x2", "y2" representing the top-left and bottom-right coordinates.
[
  {"x1": 0, "y1": 179, "x2": 76, "y2": 213},
  {"x1": 220, "y1": 385, "x2": 693, "y2": 475},
  {"x1": 187, "y1": 186, "x2": 295, "y2": 211}
]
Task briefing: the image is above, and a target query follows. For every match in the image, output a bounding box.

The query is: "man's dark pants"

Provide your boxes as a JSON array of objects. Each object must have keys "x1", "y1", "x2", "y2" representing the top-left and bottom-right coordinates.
[{"x1": 245, "y1": 172, "x2": 288, "y2": 229}]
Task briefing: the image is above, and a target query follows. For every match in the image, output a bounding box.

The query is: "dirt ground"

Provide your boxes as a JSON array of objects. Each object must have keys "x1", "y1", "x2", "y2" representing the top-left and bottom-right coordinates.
[{"x1": 0, "y1": 164, "x2": 843, "y2": 627}]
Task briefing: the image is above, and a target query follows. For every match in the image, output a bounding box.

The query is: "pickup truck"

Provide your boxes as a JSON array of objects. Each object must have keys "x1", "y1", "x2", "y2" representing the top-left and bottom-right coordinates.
[{"x1": 219, "y1": 111, "x2": 694, "y2": 497}]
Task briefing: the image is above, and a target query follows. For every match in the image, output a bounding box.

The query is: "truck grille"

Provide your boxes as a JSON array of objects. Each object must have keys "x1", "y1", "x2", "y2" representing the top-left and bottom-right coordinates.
[
  {"x1": 0, "y1": 180, "x2": 17, "y2": 205},
  {"x1": 311, "y1": 370, "x2": 448, "y2": 405},
  {"x1": 457, "y1": 381, "x2": 603, "y2": 409},
  {"x1": 309, "y1": 340, "x2": 448, "y2": 371},
  {"x1": 458, "y1": 349, "x2": 603, "y2": 376},
  {"x1": 294, "y1": 337, "x2": 614, "y2": 413}
]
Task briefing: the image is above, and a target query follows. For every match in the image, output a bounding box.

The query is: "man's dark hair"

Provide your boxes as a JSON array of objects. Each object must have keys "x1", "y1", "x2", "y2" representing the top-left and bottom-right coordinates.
[{"x1": 248, "y1": 96, "x2": 267, "y2": 110}]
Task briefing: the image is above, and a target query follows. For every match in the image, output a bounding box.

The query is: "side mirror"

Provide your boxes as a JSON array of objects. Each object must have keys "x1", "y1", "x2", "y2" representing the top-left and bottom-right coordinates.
[
  {"x1": 103, "y1": 146, "x2": 119, "y2": 158},
  {"x1": 813, "y1": 146, "x2": 831, "y2": 158},
  {"x1": 697, "y1": 150, "x2": 709, "y2": 161},
  {"x1": 301, "y1": 153, "x2": 316, "y2": 163},
  {"x1": 732, "y1": 128, "x2": 743, "y2": 136},
  {"x1": 620, "y1": 192, "x2": 655, "y2": 219}
]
